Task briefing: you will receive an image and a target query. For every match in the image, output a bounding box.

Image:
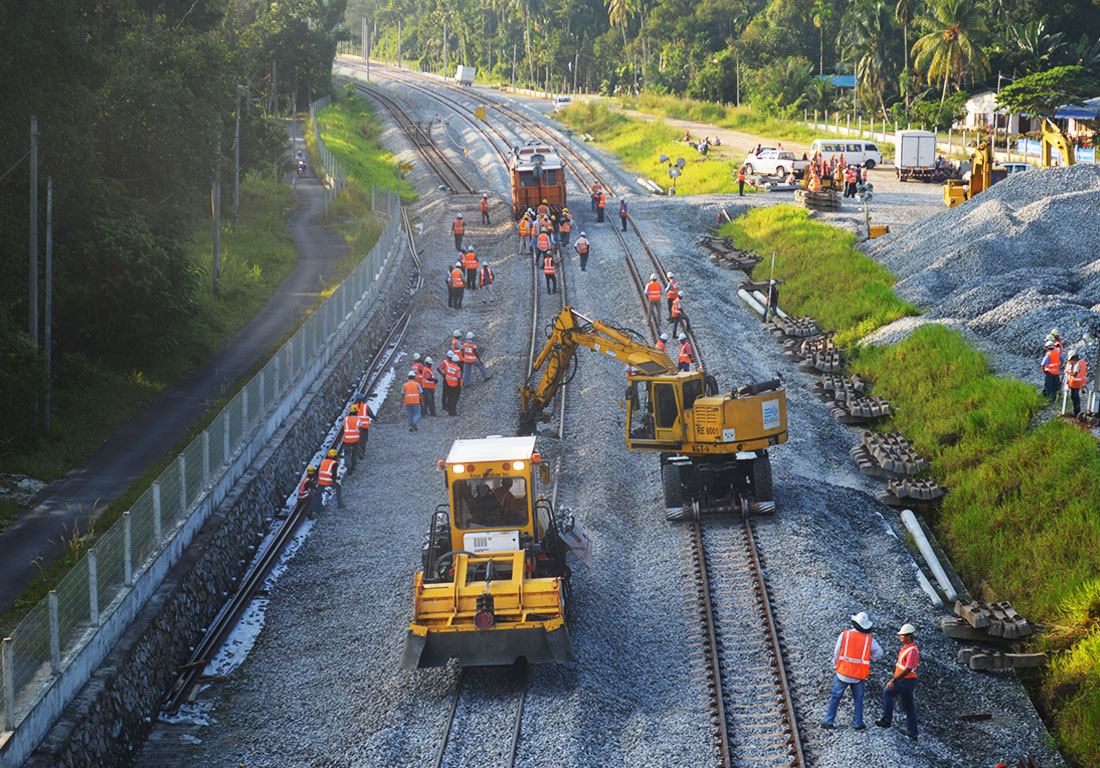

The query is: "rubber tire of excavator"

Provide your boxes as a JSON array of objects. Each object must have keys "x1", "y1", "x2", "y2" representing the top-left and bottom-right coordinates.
[
  {"x1": 751, "y1": 452, "x2": 774, "y2": 502},
  {"x1": 661, "y1": 462, "x2": 684, "y2": 509}
]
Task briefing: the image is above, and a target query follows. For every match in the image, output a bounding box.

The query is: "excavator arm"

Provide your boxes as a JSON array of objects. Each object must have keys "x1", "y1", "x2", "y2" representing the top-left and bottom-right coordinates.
[
  {"x1": 519, "y1": 307, "x2": 675, "y2": 431},
  {"x1": 1041, "y1": 118, "x2": 1076, "y2": 167}
]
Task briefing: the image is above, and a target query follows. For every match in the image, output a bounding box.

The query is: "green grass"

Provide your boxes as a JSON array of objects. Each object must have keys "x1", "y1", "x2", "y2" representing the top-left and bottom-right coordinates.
[
  {"x1": 0, "y1": 498, "x2": 18, "y2": 534},
  {"x1": 717, "y1": 206, "x2": 918, "y2": 346},
  {"x1": 557, "y1": 101, "x2": 748, "y2": 195}
]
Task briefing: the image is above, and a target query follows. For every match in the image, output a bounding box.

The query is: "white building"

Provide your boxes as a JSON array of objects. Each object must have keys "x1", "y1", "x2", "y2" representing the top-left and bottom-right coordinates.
[{"x1": 957, "y1": 90, "x2": 1022, "y2": 134}]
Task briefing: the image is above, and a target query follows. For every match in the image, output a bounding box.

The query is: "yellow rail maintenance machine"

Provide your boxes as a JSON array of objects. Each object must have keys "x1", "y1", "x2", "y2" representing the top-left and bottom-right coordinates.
[{"x1": 401, "y1": 436, "x2": 577, "y2": 669}]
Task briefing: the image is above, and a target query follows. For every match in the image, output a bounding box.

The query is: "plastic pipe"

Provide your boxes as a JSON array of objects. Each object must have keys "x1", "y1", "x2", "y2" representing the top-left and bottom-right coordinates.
[
  {"x1": 901, "y1": 509, "x2": 958, "y2": 603},
  {"x1": 751, "y1": 290, "x2": 789, "y2": 319},
  {"x1": 737, "y1": 288, "x2": 765, "y2": 316},
  {"x1": 912, "y1": 564, "x2": 944, "y2": 607}
]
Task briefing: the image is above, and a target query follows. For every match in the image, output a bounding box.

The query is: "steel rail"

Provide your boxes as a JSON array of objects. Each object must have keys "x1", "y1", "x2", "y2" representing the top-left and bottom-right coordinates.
[
  {"x1": 689, "y1": 521, "x2": 733, "y2": 768},
  {"x1": 431, "y1": 667, "x2": 529, "y2": 768}
]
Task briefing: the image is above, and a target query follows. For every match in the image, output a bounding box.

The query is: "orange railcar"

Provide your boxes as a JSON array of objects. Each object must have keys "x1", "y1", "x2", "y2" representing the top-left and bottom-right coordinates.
[{"x1": 510, "y1": 140, "x2": 567, "y2": 218}]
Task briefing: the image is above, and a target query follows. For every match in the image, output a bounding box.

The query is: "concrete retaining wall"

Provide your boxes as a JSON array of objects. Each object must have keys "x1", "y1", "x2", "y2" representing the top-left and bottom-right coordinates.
[{"x1": 17, "y1": 239, "x2": 412, "y2": 768}]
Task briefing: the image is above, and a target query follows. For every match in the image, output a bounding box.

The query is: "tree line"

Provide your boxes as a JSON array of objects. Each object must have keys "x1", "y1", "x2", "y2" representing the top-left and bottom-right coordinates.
[{"x1": 0, "y1": 0, "x2": 347, "y2": 449}]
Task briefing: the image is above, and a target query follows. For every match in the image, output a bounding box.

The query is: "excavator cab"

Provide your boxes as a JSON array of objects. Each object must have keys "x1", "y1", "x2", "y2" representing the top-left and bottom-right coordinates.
[
  {"x1": 401, "y1": 436, "x2": 575, "y2": 669},
  {"x1": 625, "y1": 372, "x2": 707, "y2": 447}
]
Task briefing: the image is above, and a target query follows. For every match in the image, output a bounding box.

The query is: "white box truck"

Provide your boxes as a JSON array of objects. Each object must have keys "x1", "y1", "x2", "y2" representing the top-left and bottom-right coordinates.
[
  {"x1": 455, "y1": 65, "x2": 477, "y2": 86},
  {"x1": 895, "y1": 130, "x2": 937, "y2": 181}
]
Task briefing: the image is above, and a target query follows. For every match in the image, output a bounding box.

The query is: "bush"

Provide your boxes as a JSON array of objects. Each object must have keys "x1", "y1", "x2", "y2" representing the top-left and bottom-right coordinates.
[{"x1": 0, "y1": 310, "x2": 45, "y2": 451}]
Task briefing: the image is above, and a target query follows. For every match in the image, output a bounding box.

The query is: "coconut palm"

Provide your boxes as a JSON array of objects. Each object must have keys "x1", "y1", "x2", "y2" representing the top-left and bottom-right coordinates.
[
  {"x1": 842, "y1": 1, "x2": 897, "y2": 116},
  {"x1": 606, "y1": 0, "x2": 639, "y2": 46},
  {"x1": 812, "y1": 0, "x2": 834, "y2": 76},
  {"x1": 911, "y1": 0, "x2": 989, "y2": 102},
  {"x1": 802, "y1": 75, "x2": 838, "y2": 113}
]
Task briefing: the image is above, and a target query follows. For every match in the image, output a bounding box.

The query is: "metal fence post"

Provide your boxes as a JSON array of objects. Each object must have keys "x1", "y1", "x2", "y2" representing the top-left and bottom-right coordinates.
[
  {"x1": 124, "y1": 511, "x2": 133, "y2": 585},
  {"x1": 202, "y1": 431, "x2": 211, "y2": 488},
  {"x1": 48, "y1": 590, "x2": 61, "y2": 674},
  {"x1": 223, "y1": 413, "x2": 232, "y2": 465},
  {"x1": 2, "y1": 637, "x2": 14, "y2": 731},
  {"x1": 88, "y1": 550, "x2": 99, "y2": 627},
  {"x1": 178, "y1": 456, "x2": 187, "y2": 512},
  {"x1": 274, "y1": 355, "x2": 281, "y2": 398},
  {"x1": 371, "y1": 184, "x2": 375, "y2": 211},
  {"x1": 242, "y1": 387, "x2": 250, "y2": 429},
  {"x1": 152, "y1": 482, "x2": 163, "y2": 543}
]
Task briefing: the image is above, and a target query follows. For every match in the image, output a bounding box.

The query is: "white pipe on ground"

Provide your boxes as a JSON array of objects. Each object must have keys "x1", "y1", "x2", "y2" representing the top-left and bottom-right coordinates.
[
  {"x1": 751, "y1": 290, "x2": 788, "y2": 319},
  {"x1": 901, "y1": 508, "x2": 958, "y2": 603},
  {"x1": 912, "y1": 565, "x2": 944, "y2": 607},
  {"x1": 737, "y1": 288, "x2": 765, "y2": 316}
]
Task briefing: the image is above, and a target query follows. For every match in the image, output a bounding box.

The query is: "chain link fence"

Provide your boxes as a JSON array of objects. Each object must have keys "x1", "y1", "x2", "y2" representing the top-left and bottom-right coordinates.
[{"x1": 1, "y1": 181, "x2": 405, "y2": 740}]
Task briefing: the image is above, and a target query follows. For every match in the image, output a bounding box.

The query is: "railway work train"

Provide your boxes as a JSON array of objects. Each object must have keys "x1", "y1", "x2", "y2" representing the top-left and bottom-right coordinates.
[
  {"x1": 401, "y1": 436, "x2": 576, "y2": 668},
  {"x1": 510, "y1": 140, "x2": 567, "y2": 218}
]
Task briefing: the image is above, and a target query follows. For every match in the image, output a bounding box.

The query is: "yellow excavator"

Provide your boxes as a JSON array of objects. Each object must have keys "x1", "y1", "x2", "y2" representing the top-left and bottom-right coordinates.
[
  {"x1": 520, "y1": 308, "x2": 788, "y2": 520},
  {"x1": 1041, "y1": 118, "x2": 1076, "y2": 167},
  {"x1": 943, "y1": 141, "x2": 1009, "y2": 207}
]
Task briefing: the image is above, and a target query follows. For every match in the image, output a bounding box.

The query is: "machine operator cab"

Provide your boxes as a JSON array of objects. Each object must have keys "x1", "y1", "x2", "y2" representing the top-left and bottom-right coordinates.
[{"x1": 401, "y1": 436, "x2": 575, "y2": 669}]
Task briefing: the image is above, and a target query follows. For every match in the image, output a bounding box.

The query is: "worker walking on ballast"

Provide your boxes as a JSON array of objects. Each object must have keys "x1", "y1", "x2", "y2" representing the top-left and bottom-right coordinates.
[
  {"x1": 543, "y1": 251, "x2": 559, "y2": 294},
  {"x1": 439, "y1": 351, "x2": 464, "y2": 416},
  {"x1": 420, "y1": 357, "x2": 438, "y2": 416},
  {"x1": 318, "y1": 449, "x2": 343, "y2": 510},
  {"x1": 342, "y1": 405, "x2": 368, "y2": 472},
  {"x1": 402, "y1": 371, "x2": 423, "y2": 432},
  {"x1": 1041, "y1": 340, "x2": 1062, "y2": 398},
  {"x1": 645, "y1": 273, "x2": 663, "y2": 329},
  {"x1": 875, "y1": 623, "x2": 920, "y2": 741},
  {"x1": 677, "y1": 334, "x2": 693, "y2": 372},
  {"x1": 452, "y1": 214, "x2": 465, "y2": 250},
  {"x1": 461, "y1": 332, "x2": 491, "y2": 386},
  {"x1": 822, "y1": 611, "x2": 883, "y2": 730},
  {"x1": 574, "y1": 232, "x2": 590, "y2": 272},
  {"x1": 480, "y1": 194, "x2": 490, "y2": 225}
]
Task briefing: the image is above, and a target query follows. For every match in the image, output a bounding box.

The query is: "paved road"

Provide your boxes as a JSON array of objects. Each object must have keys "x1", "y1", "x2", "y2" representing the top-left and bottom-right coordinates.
[{"x1": 0, "y1": 121, "x2": 348, "y2": 614}]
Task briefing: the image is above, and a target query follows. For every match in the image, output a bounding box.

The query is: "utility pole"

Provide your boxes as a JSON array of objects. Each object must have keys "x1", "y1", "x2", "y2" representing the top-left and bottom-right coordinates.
[
  {"x1": 212, "y1": 135, "x2": 221, "y2": 292},
  {"x1": 573, "y1": 53, "x2": 579, "y2": 94},
  {"x1": 443, "y1": 22, "x2": 448, "y2": 77},
  {"x1": 234, "y1": 81, "x2": 241, "y2": 221},
  {"x1": 511, "y1": 44, "x2": 517, "y2": 85},
  {"x1": 362, "y1": 17, "x2": 369, "y2": 80},
  {"x1": 29, "y1": 116, "x2": 39, "y2": 344},
  {"x1": 398, "y1": 20, "x2": 402, "y2": 68},
  {"x1": 44, "y1": 178, "x2": 53, "y2": 434}
]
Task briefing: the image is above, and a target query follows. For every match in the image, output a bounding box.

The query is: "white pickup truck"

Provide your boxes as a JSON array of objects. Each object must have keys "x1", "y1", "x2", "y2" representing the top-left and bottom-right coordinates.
[{"x1": 742, "y1": 148, "x2": 809, "y2": 177}]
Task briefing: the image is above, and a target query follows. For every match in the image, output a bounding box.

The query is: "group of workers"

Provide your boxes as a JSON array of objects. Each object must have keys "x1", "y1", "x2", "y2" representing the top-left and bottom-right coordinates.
[
  {"x1": 446, "y1": 216, "x2": 496, "y2": 309},
  {"x1": 517, "y1": 201, "x2": 595, "y2": 290},
  {"x1": 295, "y1": 393, "x2": 378, "y2": 514},
  {"x1": 1040, "y1": 328, "x2": 1089, "y2": 415},
  {"x1": 639, "y1": 271, "x2": 694, "y2": 371}
]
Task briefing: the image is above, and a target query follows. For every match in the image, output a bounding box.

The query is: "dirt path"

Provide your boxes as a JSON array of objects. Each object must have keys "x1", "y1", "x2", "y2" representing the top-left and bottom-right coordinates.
[{"x1": 0, "y1": 121, "x2": 348, "y2": 614}]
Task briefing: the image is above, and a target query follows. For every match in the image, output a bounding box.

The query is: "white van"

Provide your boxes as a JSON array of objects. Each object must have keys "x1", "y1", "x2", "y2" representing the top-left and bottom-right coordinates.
[
  {"x1": 809, "y1": 139, "x2": 884, "y2": 168},
  {"x1": 552, "y1": 95, "x2": 574, "y2": 113}
]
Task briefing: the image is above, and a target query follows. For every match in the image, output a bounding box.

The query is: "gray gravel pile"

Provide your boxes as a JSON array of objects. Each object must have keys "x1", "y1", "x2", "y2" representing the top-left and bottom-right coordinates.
[{"x1": 860, "y1": 164, "x2": 1100, "y2": 381}]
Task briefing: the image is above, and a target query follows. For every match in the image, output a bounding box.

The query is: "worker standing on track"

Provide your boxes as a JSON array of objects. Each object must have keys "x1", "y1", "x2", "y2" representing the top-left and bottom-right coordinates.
[
  {"x1": 843, "y1": 165, "x2": 858, "y2": 198},
  {"x1": 619, "y1": 199, "x2": 629, "y2": 232},
  {"x1": 420, "y1": 357, "x2": 437, "y2": 416},
  {"x1": 875, "y1": 624, "x2": 920, "y2": 741},
  {"x1": 452, "y1": 214, "x2": 465, "y2": 250},
  {"x1": 461, "y1": 331, "x2": 491, "y2": 386},
  {"x1": 445, "y1": 266, "x2": 456, "y2": 308},
  {"x1": 543, "y1": 251, "x2": 559, "y2": 294},
  {"x1": 402, "y1": 371, "x2": 423, "y2": 432},
  {"x1": 559, "y1": 208, "x2": 572, "y2": 248},
  {"x1": 463, "y1": 247, "x2": 479, "y2": 292},
  {"x1": 738, "y1": 165, "x2": 746, "y2": 196},
  {"x1": 597, "y1": 191, "x2": 606, "y2": 222},
  {"x1": 1065, "y1": 350, "x2": 1088, "y2": 416},
  {"x1": 590, "y1": 182, "x2": 601, "y2": 211},
  {"x1": 451, "y1": 261, "x2": 465, "y2": 309},
  {"x1": 518, "y1": 214, "x2": 531, "y2": 255},
  {"x1": 296, "y1": 466, "x2": 319, "y2": 512},
  {"x1": 480, "y1": 194, "x2": 490, "y2": 225},
  {"x1": 645, "y1": 273, "x2": 663, "y2": 329},
  {"x1": 537, "y1": 199, "x2": 549, "y2": 217},
  {"x1": 479, "y1": 261, "x2": 495, "y2": 303},
  {"x1": 1041, "y1": 340, "x2": 1062, "y2": 398},
  {"x1": 665, "y1": 272, "x2": 679, "y2": 316},
  {"x1": 439, "y1": 351, "x2": 463, "y2": 416},
  {"x1": 351, "y1": 392, "x2": 375, "y2": 445},
  {"x1": 670, "y1": 290, "x2": 689, "y2": 337},
  {"x1": 574, "y1": 232, "x2": 590, "y2": 272},
  {"x1": 451, "y1": 329, "x2": 464, "y2": 355},
  {"x1": 822, "y1": 611, "x2": 883, "y2": 731},
  {"x1": 318, "y1": 449, "x2": 342, "y2": 511},
  {"x1": 677, "y1": 333, "x2": 693, "y2": 372},
  {"x1": 342, "y1": 405, "x2": 367, "y2": 472},
  {"x1": 535, "y1": 228, "x2": 552, "y2": 266}
]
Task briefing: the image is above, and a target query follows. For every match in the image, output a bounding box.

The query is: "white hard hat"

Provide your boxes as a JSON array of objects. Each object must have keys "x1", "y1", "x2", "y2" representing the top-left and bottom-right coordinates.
[
  {"x1": 1051, "y1": 328, "x2": 1060, "y2": 336},
  {"x1": 1045, "y1": 340, "x2": 1055, "y2": 348},
  {"x1": 448, "y1": 350, "x2": 459, "y2": 360},
  {"x1": 453, "y1": 329, "x2": 462, "y2": 338},
  {"x1": 898, "y1": 623, "x2": 917, "y2": 635},
  {"x1": 466, "y1": 331, "x2": 475, "y2": 339},
  {"x1": 482, "y1": 193, "x2": 487, "y2": 198},
  {"x1": 650, "y1": 273, "x2": 657, "y2": 281},
  {"x1": 413, "y1": 352, "x2": 421, "y2": 361},
  {"x1": 666, "y1": 271, "x2": 673, "y2": 279},
  {"x1": 1069, "y1": 350, "x2": 1080, "y2": 359},
  {"x1": 678, "y1": 291, "x2": 684, "y2": 299},
  {"x1": 770, "y1": 279, "x2": 777, "y2": 285},
  {"x1": 660, "y1": 333, "x2": 668, "y2": 340},
  {"x1": 425, "y1": 356, "x2": 433, "y2": 365},
  {"x1": 457, "y1": 213, "x2": 463, "y2": 218},
  {"x1": 678, "y1": 333, "x2": 687, "y2": 340},
  {"x1": 850, "y1": 611, "x2": 873, "y2": 630},
  {"x1": 408, "y1": 371, "x2": 417, "y2": 378}
]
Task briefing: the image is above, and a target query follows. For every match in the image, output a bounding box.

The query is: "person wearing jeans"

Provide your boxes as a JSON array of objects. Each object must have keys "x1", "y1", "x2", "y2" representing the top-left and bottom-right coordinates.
[
  {"x1": 822, "y1": 611, "x2": 883, "y2": 730},
  {"x1": 876, "y1": 623, "x2": 920, "y2": 740}
]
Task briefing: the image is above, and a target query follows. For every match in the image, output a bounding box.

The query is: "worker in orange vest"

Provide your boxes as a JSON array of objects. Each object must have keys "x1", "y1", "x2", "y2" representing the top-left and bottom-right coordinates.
[
  {"x1": 402, "y1": 371, "x2": 423, "y2": 432},
  {"x1": 450, "y1": 329, "x2": 464, "y2": 355},
  {"x1": 452, "y1": 214, "x2": 465, "y2": 250},
  {"x1": 518, "y1": 215, "x2": 531, "y2": 255},
  {"x1": 445, "y1": 266, "x2": 456, "y2": 308},
  {"x1": 876, "y1": 623, "x2": 919, "y2": 740},
  {"x1": 677, "y1": 333, "x2": 693, "y2": 372},
  {"x1": 645, "y1": 273, "x2": 663, "y2": 329},
  {"x1": 461, "y1": 331, "x2": 490, "y2": 385},
  {"x1": 590, "y1": 182, "x2": 601, "y2": 211},
  {"x1": 665, "y1": 271, "x2": 680, "y2": 316},
  {"x1": 296, "y1": 465, "x2": 319, "y2": 509},
  {"x1": 350, "y1": 391, "x2": 375, "y2": 444},
  {"x1": 317, "y1": 448, "x2": 342, "y2": 511},
  {"x1": 537, "y1": 199, "x2": 549, "y2": 217},
  {"x1": 480, "y1": 194, "x2": 490, "y2": 225},
  {"x1": 656, "y1": 332, "x2": 668, "y2": 353},
  {"x1": 808, "y1": 170, "x2": 823, "y2": 192},
  {"x1": 535, "y1": 229, "x2": 552, "y2": 264},
  {"x1": 596, "y1": 191, "x2": 606, "y2": 222},
  {"x1": 573, "y1": 231, "x2": 590, "y2": 272},
  {"x1": 670, "y1": 290, "x2": 689, "y2": 337},
  {"x1": 1041, "y1": 340, "x2": 1062, "y2": 398},
  {"x1": 823, "y1": 611, "x2": 883, "y2": 730},
  {"x1": 342, "y1": 405, "x2": 368, "y2": 472},
  {"x1": 543, "y1": 251, "x2": 558, "y2": 294},
  {"x1": 1064, "y1": 350, "x2": 1088, "y2": 416},
  {"x1": 462, "y1": 247, "x2": 479, "y2": 292},
  {"x1": 450, "y1": 262, "x2": 465, "y2": 309},
  {"x1": 559, "y1": 208, "x2": 573, "y2": 248},
  {"x1": 438, "y1": 350, "x2": 463, "y2": 416},
  {"x1": 479, "y1": 261, "x2": 495, "y2": 304},
  {"x1": 420, "y1": 356, "x2": 437, "y2": 416},
  {"x1": 738, "y1": 165, "x2": 747, "y2": 196}
]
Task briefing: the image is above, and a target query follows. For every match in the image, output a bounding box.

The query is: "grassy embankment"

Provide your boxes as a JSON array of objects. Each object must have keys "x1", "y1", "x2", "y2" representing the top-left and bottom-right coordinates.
[
  {"x1": 557, "y1": 101, "x2": 746, "y2": 195},
  {"x1": 721, "y1": 205, "x2": 1100, "y2": 767}
]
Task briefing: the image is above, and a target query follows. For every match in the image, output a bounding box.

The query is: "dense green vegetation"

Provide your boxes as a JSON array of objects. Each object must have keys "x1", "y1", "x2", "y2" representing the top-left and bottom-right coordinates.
[
  {"x1": 724, "y1": 205, "x2": 1100, "y2": 767},
  {"x1": 1, "y1": 0, "x2": 347, "y2": 471}
]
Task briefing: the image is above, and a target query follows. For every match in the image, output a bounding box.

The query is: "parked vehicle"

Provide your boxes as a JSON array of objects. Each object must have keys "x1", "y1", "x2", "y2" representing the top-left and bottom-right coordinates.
[
  {"x1": 455, "y1": 65, "x2": 477, "y2": 86},
  {"x1": 809, "y1": 139, "x2": 883, "y2": 169},
  {"x1": 894, "y1": 130, "x2": 937, "y2": 181},
  {"x1": 742, "y1": 148, "x2": 809, "y2": 177},
  {"x1": 552, "y1": 95, "x2": 573, "y2": 112}
]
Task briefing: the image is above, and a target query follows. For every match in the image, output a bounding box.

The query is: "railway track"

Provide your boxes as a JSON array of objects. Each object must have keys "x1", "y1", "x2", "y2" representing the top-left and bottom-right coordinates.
[{"x1": 431, "y1": 666, "x2": 529, "y2": 768}]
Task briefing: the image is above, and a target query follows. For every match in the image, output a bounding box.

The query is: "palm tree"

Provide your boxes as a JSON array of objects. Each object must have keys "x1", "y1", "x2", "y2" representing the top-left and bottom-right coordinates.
[
  {"x1": 606, "y1": 0, "x2": 639, "y2": 47},
  {"x1": 1008, "y1": 20, "x2": 1066, "y2": 72},
  {"x1": 802, "y1": 75, "x2": 838, "y2": 113},
  {"x1": 812, "y1": 0, "x2": 834, "y2": 76},
  {"x1": 843, "y1": 1, "x2": 897, "y2": 116},
  {"x1": 895, "y1": 0, "x2": 914, "y2": 72},
  {"x1": 911, "y1": 0, "x2": 989, "y2": 102}
]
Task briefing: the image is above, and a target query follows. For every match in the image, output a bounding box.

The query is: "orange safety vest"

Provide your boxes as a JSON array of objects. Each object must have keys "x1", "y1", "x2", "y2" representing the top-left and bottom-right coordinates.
[
  {"x1": 519, "y1": 218, "x2": 530, "y2": 236},
  {"x1": 480, "y1": 265, "x2": 494, "y2": 286},
  {"x1": 402, "y1": 380, "x2": 421, "y2": 405},
  {"x1": 353, "y1": 403, "x2": 371, "y2": 429},
  {"x1": 537, "y1": 232, "x2": 551, "y2": 251},
  {"x1": 451, "y1": 267, "x2": 465, "y2": 288},
  {"x1": 1067, "y1": 360, "x2": 1088, "y2": 389},
  {"x1": 452, "y1": 218, "x2": 465, "y2": 234},
  {"x1": 646, "y1": 280, "x2": 662, "y2": 302},
  {"x1": 343, "y1": 414, "x2": 363, "y2": 443},
  {"x1": 560, "y1": 216, "x2": 571, "y2": 233},
  {"x1": 576, "y1": 238, "x2": 589, "y2": 254},
  {"x1": 296, "y1": 476, "x2": 313, "y2": 500},
  {"x1": 738, "y1": 168, "x2": 746, "y2": 182},
  {"x1": 451, "y1": 337, "x2": 463, "y2": 352},
  {"x1": 537, "y1": 203, "x2": 549, "y2": 216},
  {"x1": 836, "y1": 629, "x2": 873, "y2": 680},
  {"x1": 1042, "y1": 348, "x2": 1061, "y2": 375},
  {"x1": 671, "y1": 296, "x2": 682, "y2": 317},
  {"x1": 666, "y1": 279, "x2": 680, "y2": 299},
  {"x1": 481, "y1": 198, "x2": 488, "y2": 212},
  {"x1": 597, "y1": 193, "x2": 605, "y2": 208},
  {"x1": 895, "y1": 642, "x2": 919, "y2": 679},
  {"x1": 809, "y1": 175, "x2": 823, "y2": 191},
  {"x1": 591, "y1": 183, "x2": 601, "y2": 195},
  {"x1": 678, "y1": 341, "x2": 692, "y2": 364},
  {"x1": 656, "y1": 340, "x2": 666, "y2": 352},
  {"x1": 318, "y1": 458, "x2": 337, "y2": 487},
  {"x1": 543, "y1": 256, "x2": 556, "y2": 275},
  {"x1": 443, "y1": 360, "x2": 462, "y2": 387},
  {"x1": 421, "y1": 366, "x2": 437, "y2": 389},
  {"x1": 463, "y1": 250, "x2": 478, "y2": 270},
  {"x1": 461, "y1": 341, "x2": 478, "y2": 363}
]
